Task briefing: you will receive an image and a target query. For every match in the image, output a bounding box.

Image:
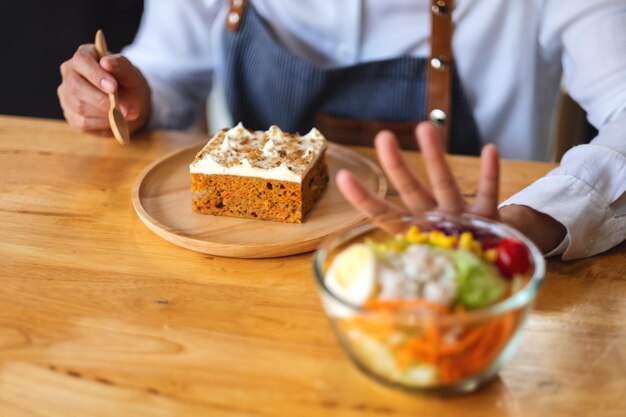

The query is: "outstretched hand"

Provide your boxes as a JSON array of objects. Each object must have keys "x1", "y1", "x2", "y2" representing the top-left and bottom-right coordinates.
[{"x1": 337, "y1": 122, "x2": 500, "y2": 224}]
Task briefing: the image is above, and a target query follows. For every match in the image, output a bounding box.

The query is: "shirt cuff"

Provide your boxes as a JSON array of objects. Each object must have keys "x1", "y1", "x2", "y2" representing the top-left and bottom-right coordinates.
[{"x1": 499, "y1": 175, "x2": 625, "y2": 260}]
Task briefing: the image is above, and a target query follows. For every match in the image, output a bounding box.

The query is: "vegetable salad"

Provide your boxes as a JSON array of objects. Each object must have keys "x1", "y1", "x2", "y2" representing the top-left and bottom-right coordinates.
[{"x1": 325, "y1": 225, "x2": 531, "y2": 387}]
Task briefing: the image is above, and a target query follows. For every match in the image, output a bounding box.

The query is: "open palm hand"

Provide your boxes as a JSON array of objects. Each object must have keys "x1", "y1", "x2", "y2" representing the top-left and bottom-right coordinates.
[{"x1": 336, "y1": 122, "x2": 500, "y2": 225}]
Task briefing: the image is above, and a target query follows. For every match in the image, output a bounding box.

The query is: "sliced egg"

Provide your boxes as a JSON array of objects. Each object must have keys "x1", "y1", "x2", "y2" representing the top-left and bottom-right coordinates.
[{"x1": 326, "y1": 243, "x2": 378, "y2": 306}]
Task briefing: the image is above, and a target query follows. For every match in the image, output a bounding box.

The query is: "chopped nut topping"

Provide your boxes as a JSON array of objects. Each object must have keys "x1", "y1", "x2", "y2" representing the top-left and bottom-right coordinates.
[{"x1": 192, "y1": 123, "x2": 327, "y2": 175}]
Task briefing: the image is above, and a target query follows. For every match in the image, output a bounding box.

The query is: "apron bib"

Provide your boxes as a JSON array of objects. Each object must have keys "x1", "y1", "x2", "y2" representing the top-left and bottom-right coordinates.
[{"x1": 221, "y1": 1, "x2": 481, "y2": 155}]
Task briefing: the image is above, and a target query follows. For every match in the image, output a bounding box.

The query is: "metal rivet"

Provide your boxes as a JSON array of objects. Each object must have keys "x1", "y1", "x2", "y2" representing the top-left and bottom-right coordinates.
[
  {"x1": 430, "y1": 56, "x2": 448, "y2": 71},
  {"x1": 429, "y1": 109, "x2": 447, "y2": 124},
  {"x1": 227, "y1": 12, "x2": 240, "y2": 25},
  {"x1": 432, "y1": 1, "x2": 449, "y2": 15}
]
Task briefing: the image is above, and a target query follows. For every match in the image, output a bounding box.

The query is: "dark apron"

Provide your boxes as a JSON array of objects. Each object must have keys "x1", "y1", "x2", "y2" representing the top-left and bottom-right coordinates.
[{"x1": 221, "y1": 2, "x2": 481, "y2": 155}]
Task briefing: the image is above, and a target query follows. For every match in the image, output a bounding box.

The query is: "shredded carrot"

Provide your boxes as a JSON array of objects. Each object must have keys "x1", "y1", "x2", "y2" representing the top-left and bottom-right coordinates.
[
  {"x1": 395, "y1": 345, "x2": 418, "y2": 369},
  {"x1": 364, "y1": 299, "x2": 450, "y2": 315},
  {"x1": 436, "y1": 312, "x2": 517, "y2": 382},
  {"x1": 344, "y1": 308, "x2": 520, "y2": 383},
  {"x1": 339, "y1": 316, "x2": 396, "y2": 339}
]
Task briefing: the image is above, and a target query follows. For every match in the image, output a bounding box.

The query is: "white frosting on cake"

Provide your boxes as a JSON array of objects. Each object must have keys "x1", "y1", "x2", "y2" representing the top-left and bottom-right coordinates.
[{"x1": 189, "y1": 123, "x2": 328, "y2": 183}]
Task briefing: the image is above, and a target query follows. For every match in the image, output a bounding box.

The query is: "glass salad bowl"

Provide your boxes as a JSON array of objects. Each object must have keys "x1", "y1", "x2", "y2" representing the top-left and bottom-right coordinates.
[{"x1": 312, "y1": 212, "x2": 545, "y2": 394}]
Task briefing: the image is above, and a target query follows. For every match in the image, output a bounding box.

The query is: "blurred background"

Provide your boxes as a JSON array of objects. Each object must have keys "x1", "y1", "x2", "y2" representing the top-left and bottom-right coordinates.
[{"x1": 0, "y1": 1, "x2": 143, "y2": 120}]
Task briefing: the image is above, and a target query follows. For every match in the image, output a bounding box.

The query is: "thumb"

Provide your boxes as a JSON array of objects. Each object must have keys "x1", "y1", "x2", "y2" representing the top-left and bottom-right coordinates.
[
  {"x1": 99, "y1": 54, "x2": 144, "y2": 88},
  {"x1": 100, "y1": 54, "x2": 148, "y2": 120}
]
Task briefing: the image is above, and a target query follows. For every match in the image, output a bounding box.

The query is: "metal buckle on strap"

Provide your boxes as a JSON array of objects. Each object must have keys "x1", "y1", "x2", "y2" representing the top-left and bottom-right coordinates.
[
  {"x1": 431, "y1": 0, "x2": 449, "y2": 15},
  {"x1": 226, "y1": 0, "x2": 247, "y2": 32},
  {"x1": 427, "y1": 0, "x2": 454, "y2": 148}
]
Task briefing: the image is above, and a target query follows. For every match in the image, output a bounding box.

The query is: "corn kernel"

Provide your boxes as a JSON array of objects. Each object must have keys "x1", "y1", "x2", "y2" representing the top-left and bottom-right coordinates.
[
  {"x1": 459, "y1": 231, "x2": 474, "y2": 250},
  {"x1": 429, "y1": 231, "x2": 457, "y2": 249},
  {"x1": 405, "y1": 225, "x2": 421, "y2": 239},
  {"x1": 404, "y1": 226, "x2": 428, "y2": 244},
  {"x1": 387, "y1": 240, "x2": 408, "y2": 252},
  {"x1": 484, "y1": 248, "x2": 498, "y2": 262},
  {"x1": 471, "y1": 241, "x2": 483, "y2": 256}
]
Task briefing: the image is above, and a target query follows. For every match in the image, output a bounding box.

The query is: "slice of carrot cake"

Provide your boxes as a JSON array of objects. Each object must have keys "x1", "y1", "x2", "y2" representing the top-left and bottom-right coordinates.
[{"x1": 189, "y1": 123, "x2": 329, "y2": 223}]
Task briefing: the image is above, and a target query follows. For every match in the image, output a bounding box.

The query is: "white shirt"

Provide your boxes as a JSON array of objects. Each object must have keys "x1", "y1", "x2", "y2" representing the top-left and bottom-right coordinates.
[{"x1": 124, "y1": 0, "x2": 626, "y2": 260}]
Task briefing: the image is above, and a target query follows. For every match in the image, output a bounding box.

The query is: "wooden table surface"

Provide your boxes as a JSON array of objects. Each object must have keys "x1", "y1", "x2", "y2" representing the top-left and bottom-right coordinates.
[{"x1": 1, "y1": 115, "x2": 624, "y2": 417}]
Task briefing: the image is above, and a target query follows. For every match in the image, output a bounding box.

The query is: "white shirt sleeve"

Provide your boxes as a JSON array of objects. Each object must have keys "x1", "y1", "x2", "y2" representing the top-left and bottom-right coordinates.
[
  {"x1": 123, "y1": 0, "x2": 222, "y2": 130},
  {"x1": 500, "y1": 0, "x2": 626, "y2": 260}
]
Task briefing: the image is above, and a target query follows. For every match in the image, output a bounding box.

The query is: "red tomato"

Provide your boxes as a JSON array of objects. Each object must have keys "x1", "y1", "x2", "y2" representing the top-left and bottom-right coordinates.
[{"x1": 496, "y1": 238, "x2": 530, "y2": 278}]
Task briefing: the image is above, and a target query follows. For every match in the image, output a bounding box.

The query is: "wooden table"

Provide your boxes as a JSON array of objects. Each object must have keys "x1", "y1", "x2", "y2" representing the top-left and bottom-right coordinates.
[{"x1": 1, "y1": 115, "x2": 624, "y2": 417}]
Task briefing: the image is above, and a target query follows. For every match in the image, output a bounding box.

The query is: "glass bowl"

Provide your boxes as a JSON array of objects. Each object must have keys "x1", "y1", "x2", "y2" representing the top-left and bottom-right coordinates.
[{"x1": 312, "y1": 212, "x2": 545, "y2": 394}]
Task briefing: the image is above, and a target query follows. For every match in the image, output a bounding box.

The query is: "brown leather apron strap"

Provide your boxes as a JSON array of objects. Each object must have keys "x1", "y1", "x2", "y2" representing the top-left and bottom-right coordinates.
[
  {"x1": 314, "y1": 113, "x2": 420, "y2": 150},
  {"x1": 427, "y1": 0, "x2": 454, "y2": 149},
  {"x1": 226, "y1": 0, "x2": 247, "y2": 32}
]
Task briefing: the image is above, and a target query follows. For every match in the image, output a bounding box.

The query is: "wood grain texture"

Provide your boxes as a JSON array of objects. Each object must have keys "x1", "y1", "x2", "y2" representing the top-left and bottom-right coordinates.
[
  {"x1": 0, "y1": 115, "x2": 624, "y2": 417},
  {"x1": 132, "y1": 142, "x2": 386, "y2": 258}
]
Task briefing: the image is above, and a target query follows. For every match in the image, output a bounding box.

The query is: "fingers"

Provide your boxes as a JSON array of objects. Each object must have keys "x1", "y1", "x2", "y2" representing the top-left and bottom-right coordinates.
[
  {"x1": 416, "y1": 122, "x2": 465, "y2": 212},
  {"x1": 76, "y1": 100, "x2": 107, "y2": 118},
  {"x1": 58, "y1": 44, "x2": 113, "y2": 132},
  {"x1": 100, "y1": 54, "x2": 143, "y2": 87},
  {"x1": 71, "y1": 45, "x2": 117, "y2": 93},
  {"x1": 62, "y1": 109, "x2": 111, "y2": 132},
  {"x1": 336, "y1": 169, "x2": 406, "y2": 223},
  {"x1": 375, "y1": 130, "x2": 436, "y2": 213},
  {"x1": 339, "y1": 125, "x2": 500, "y2": 225},
  {"x1": 57, "y1": 71, "x2": 110, "y2": 132},
  {"x1": 101, "y1": 54, "x2": 150, "y2": 122},
  {"x1": 60, "y1": 71, "x2": 110, "y2": 113},
  {"x1": 59, "y1": 94, "x2": 107, "y2": 118},
  {"x1": 471, "y1": 144, "x2": 500, "y2": 218},
  {"x1": 116, "y1": 92, "x2": 140, "y2": 121}
]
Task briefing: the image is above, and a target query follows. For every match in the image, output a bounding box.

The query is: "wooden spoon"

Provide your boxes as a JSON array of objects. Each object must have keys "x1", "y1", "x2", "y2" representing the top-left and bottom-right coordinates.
[{"x1": 94, "y1": 30, "x2": 130, "y2": 145}]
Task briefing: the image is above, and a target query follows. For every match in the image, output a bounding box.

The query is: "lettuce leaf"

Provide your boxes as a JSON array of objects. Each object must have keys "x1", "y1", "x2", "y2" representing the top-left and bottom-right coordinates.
[{"x1": 448, "y1": 249, "x2": 506, "y2": 310}]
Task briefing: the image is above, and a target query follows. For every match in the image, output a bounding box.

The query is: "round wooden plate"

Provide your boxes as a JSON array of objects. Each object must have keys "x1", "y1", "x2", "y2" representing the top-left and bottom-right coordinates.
[{"x1": 132, "y1": 142, "x2": 387, "y2": 258}]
